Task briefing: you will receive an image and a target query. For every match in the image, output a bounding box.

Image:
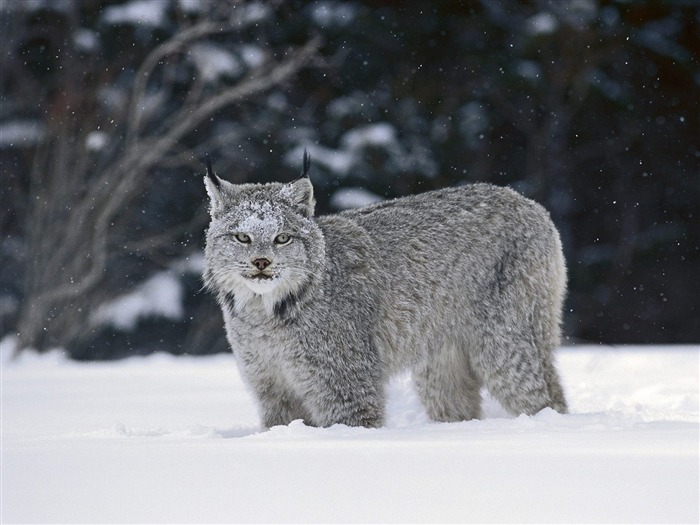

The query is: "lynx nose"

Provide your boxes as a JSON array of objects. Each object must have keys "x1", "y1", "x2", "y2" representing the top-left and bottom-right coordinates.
[{"x1": 252, "y1": 257, "x2": 272, "y2": 271}]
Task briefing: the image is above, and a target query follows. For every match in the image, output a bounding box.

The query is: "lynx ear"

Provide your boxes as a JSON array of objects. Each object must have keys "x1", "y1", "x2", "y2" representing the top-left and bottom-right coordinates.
[
  {"x1": 285, "y1": 177, "x2": 315, "y2": 218},
  {"x1": 281, "y1": 150, "x2": 314, "y2": 217},
  {"x1": 301, "y1": 149, "x2": 311, "y2": 178},
  {"x1": 203, "y1": 157, "x2": 228, "y2": 216}
]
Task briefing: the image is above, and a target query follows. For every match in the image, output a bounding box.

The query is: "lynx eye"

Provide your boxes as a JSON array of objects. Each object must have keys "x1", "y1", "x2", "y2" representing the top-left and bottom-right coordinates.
[
  {"x1": 274, "y1": 233, "x2": 292, "y2": 245},
  {"x1": 233, "y1": 233, "x2": 251, "y2": 244}
]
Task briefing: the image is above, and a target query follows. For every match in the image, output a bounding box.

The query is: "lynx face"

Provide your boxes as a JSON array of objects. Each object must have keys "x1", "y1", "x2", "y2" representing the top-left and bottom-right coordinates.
[
  {"x1": 207, "y1": 200, "x2": 313, "y2": 296},
  {"x1": 203, "y1": 176, "x2": 323, "y2": 305}
]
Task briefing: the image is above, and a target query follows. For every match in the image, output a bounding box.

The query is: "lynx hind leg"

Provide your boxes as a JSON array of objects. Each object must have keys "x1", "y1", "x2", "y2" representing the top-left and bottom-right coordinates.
[
  {"x1": 413, "y1": 344, "x2": 483, "y2": 422},
  {"x1": 541, "y1": 355, "x2": 568, "y2": 413},
  {"x1": 475, "y1": 329, "x2": 567, "y2": 416},
  {"x1": 475, "y1": 230, "x2": 568, "y2": 416}
]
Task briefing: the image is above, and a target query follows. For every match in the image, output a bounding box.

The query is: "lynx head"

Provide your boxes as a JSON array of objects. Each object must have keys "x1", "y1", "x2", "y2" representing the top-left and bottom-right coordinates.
[{"x1": 203, "y1": 153, "x2": 324, "y2": 313}]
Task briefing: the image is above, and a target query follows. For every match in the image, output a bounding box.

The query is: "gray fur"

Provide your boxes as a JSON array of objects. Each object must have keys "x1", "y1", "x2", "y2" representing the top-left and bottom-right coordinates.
[{"x1": 203, "y1": 171, "x2": 568, "y2": 428}]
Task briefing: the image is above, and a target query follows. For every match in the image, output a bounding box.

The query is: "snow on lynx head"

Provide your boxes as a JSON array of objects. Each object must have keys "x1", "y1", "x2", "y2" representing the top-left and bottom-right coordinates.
[{"x1": 202, "y1": 157, "x2": 325, "y2": 311}]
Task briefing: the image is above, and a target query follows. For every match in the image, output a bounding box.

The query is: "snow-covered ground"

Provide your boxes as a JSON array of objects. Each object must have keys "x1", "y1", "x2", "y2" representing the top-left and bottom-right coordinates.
[{"x1": 2, "y1": 343, "x2": 698, "y2": 524}]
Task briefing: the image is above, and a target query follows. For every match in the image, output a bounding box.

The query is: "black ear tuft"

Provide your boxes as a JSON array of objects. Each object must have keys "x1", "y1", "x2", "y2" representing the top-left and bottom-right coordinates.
[
  {"x1": 205, "y1": 156, "x2": 221, "y2": 188},
  {"x1": 301, "y1": 149, "x2": 311, "y2": 178}
]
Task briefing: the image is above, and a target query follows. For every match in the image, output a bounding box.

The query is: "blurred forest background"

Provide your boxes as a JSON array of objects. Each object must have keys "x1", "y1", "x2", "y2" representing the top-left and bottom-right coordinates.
[{"x1": 1, "y1": 0, "x2": 698, "y2": 359}]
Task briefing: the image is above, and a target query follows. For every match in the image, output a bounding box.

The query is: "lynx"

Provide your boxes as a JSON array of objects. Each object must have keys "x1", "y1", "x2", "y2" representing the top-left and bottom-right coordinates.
[{"x1": 203, "y1": 153, "x2": 567, "y2": 428}]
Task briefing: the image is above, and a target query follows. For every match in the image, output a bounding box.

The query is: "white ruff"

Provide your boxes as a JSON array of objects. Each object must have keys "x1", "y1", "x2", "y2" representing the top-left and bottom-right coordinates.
[
  {"x1": 229, "y1": 270, "x2": 302, "y2": 316},
  {"x1": 242, "y1": 275, "x2": 283, "y2": 295}
]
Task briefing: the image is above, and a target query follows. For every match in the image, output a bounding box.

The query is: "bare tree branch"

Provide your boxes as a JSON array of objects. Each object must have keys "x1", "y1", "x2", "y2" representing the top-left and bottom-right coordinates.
[
  {"x1": 16, "y1": 14, "x2": 321, "y2": 351},
  {"x1": 125, "y1": 21, "x2": 224, "y2": 144}
]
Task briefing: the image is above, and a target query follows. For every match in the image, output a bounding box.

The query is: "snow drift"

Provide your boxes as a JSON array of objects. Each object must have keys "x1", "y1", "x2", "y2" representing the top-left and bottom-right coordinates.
[{"x1": 1, "y1": 343, "x2": 698, "y2": 523}]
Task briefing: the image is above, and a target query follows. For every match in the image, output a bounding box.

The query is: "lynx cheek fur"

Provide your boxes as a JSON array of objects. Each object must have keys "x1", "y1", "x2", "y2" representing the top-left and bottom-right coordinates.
[{"x1": 203, "y1": 154, "x2": 567, "y2": 428}]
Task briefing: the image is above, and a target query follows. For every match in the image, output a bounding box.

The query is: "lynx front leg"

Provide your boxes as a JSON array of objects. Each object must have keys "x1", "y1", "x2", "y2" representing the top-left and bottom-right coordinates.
[
  {"x1": 413, "y1": 345, "x2": 483, "y2": 422},
  {"x1": 259, "y1": 391, "x2": 312, "y2": 429},
  {"x1": 310, "y1": 383, "x2": 385, "y2": 428},
  {"x1": 300, "y1": 340, "x2": 386, "y2": 428},
  {"x1": 245, "y1": 374, "x2": 312, "y2": 428}
]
